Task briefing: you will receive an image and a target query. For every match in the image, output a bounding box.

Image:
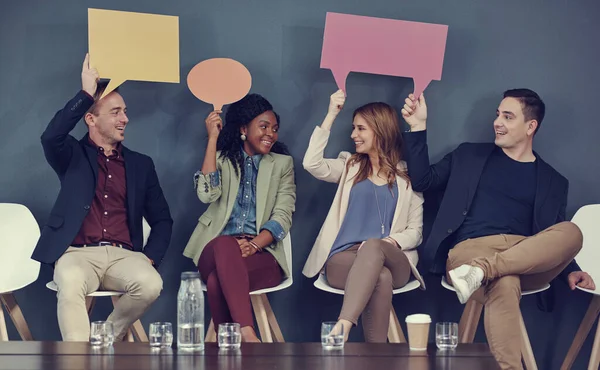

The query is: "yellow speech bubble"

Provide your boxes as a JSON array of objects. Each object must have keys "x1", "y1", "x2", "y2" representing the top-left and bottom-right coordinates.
[{"x1": 88, "y1": 8, "x2": 180, "y2": 98}]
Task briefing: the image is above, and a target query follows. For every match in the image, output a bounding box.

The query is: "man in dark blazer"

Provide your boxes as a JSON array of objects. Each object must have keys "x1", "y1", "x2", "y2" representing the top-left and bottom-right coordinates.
[
  {"x1": 32, "y1": 54, "x2": 173, "y2": 341},
  {"x1": 401, "y1": 89, "x2": 594, "y2": 369}
]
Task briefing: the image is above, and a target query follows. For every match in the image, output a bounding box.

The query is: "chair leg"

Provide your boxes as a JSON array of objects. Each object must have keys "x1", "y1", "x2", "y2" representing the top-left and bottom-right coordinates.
[
  {"x1": 561, "y1": 295, "x2": 600, "y2": 370},
  {"x1": 387, "y1": 307, "x2": 406, "y2": 343},
  {"x1": 458, "y1": 299, "x2": 483, "y2": 343},
  {"x1": 260, "y1": 295, "x2": 285, "y2": 342},
  {"x1": 205, "y1": 318, "x2": 217, "y2": 342},
  {"x1": 589, "y1": 318, "x2": 600, "y2": 370},
  {"x1": 130, "y1": 319, "x2": 148, "y2": 342},
  {"x1": 251, "y1": 295, "x2": 273, "y2": 343},
  {"x1": 0, "y1": 293, "x2": 33, "y2": 340},
  {"x1": 519, "y1": 313, "x2": 537, "y2": 370},
  {"x1": 0, "y1": 304, "x2": 8, "y2": 341}
]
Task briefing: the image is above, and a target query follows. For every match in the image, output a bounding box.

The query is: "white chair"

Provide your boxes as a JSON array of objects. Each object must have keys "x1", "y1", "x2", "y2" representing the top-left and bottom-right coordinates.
[
  {"x1": 561, "y1": 204, "x2": 600, "y2": 370},
  {"x1": 46, "y1": 218, "x2": 152, "y2": 342},
  {"x1": 0, "y1": 203, "x2": 41, "y2": 341},
  {"x1": 314, "y1": 273, "x2": 422, "y2": 343},
  {"x1": 204, "y1": 233, "x2": 293, "y2": 343},
  {"x1": 442, "y1": 276, "x2": 549, "y2": 369}
]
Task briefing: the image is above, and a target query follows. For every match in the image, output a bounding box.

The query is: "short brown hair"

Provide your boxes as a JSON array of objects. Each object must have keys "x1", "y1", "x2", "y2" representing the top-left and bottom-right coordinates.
[{"x1": 87, "y1": 80, "x2": 119, "y2": 115}]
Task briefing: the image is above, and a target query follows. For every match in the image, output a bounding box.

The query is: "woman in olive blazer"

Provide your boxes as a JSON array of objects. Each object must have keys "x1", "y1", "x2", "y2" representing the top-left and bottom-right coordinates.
[{"x1": 184, "y1": 94, "x2": 296, "y2": 343}]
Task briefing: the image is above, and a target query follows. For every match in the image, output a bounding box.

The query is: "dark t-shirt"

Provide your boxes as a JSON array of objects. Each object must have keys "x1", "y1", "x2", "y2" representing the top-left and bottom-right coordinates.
[{"x1": 454, "y1": 146, "x2": 537, "y2": 244}]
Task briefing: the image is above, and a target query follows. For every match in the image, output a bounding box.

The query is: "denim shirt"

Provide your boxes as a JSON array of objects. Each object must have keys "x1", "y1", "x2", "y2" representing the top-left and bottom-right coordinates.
[{"x1": 193, "y1": 151, "x2": 285, "y2": 241}]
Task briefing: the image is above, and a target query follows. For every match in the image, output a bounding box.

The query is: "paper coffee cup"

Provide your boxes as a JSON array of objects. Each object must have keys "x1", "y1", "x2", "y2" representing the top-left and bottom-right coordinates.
[{"x1": 405, "y1": 314, "x2": 431, "y2": 350}]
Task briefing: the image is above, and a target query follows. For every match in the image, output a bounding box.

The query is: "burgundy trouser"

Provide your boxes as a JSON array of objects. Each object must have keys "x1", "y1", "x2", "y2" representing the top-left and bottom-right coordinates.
[{"x1": 198, "y1": 235, "x2": 282, "y2": 328}]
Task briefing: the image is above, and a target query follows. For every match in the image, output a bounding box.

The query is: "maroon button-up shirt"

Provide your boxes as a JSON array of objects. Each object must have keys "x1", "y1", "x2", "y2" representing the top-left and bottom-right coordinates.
[{"x1": 72, "y1": 138, "x2": 132, "y2": 248}]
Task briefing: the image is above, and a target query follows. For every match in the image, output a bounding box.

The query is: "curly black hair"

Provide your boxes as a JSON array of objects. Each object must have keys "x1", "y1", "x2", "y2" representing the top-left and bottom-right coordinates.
[{"x1": 217, "y1": 93, "x2": 290, "y2": 177}]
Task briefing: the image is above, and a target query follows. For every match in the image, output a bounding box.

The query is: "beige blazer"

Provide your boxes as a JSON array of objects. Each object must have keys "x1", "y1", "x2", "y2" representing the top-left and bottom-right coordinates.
[
  {"x1": 183, "y1": 152, "x2": 296, "y2": 278},
  {"x1": 301, "y1": 126, "x2": 425, "y2": 288}
]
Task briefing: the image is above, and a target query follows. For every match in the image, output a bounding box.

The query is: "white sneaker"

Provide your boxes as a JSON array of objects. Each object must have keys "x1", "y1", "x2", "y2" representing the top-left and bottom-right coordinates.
[{"x1": 448, "y1": 265, "x2": 484, "y2": 304}]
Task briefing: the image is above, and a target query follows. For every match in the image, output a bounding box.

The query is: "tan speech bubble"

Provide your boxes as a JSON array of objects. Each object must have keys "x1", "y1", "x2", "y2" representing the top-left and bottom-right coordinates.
[
  {"x1": 187, "y1": 58, "x2": 252, "y2": 111},
  {"x1": 88, "y1": 8, "x2": 180, "y2": 98}
]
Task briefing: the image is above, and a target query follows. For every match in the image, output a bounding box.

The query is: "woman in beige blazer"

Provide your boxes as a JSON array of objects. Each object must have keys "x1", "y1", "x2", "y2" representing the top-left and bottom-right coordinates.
[
  {"x1": 302, "y1": 90, "x2": 425, "y2": 343},
  {"x1": 183, "y1": 94, "x2": 296, "y2": 343}
]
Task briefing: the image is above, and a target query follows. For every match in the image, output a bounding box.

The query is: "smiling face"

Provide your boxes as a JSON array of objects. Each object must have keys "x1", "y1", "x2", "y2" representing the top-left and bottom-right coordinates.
[
  {"x1": 240, "y1": 111, "x2": 279, "y2": 155},
  {"x1": 351, "y1": 113, "x2": 376, "y2": 155},
  {"x1": 85, "y1": 91, "x2": 128, "y2": 147},
  {"x1": 493, "y1": 97, "x2": 537, "y2": 149}
]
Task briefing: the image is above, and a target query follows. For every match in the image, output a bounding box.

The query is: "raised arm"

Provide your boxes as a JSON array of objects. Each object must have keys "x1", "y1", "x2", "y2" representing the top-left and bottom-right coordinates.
[
  {"x1": 41, "y1": 54, "x2": 99, "y2": 176},
  {"x1": 302, "y1": 90, "x2": 349, "y2": 183},
  {"x1": 402, "y1": 94, "x2": 452, "y2": 192},
  {"x1": 195, "y1": 110, "x2": 224, "y2": 203}
]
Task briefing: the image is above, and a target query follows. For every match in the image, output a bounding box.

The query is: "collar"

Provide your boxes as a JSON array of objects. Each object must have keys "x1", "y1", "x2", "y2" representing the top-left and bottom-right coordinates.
[
  {"x1": 87, "y1": 136, "x2": 122, "y2": 157},
  {"x1": 242, "y1": 147, "x2": 262, "y2": 170}
]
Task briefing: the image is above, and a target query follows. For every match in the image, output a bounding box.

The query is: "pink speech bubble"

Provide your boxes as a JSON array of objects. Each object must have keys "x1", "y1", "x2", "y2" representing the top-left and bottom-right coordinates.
[{"x1": 320, "y1": 12, "x2": 448, "y2": 98}]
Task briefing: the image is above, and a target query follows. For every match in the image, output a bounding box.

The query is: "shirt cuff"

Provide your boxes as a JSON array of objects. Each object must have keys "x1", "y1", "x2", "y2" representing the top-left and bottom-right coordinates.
[
  {"x1": 193, "y1": 170, "x2": 220, "y2": 189},
  {"x1": 261, "y1": 220, "x2": 285, "y2": 242}
]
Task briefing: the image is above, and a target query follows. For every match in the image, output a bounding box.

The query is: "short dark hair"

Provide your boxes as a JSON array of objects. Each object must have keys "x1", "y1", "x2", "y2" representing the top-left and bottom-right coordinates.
[
  {"x1": 503, "y1": 88, "x2": 545, "y2": 133},
  {"x1": 87, "y1": 80, "x2": 119, "y2": 115}
]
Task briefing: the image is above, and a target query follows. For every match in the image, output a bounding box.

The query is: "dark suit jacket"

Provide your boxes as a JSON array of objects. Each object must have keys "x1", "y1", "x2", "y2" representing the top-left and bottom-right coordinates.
[
  {"x1": 404, "y1": 130, "x2": 579, "y2": 283},
  {"x1": 32, "y1": 91, "x2": 173, "y2": 267}
]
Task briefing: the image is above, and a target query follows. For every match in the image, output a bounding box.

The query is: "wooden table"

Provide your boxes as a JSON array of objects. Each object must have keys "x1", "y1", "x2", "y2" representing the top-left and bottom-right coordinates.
[{"x1": 0, "y1": 342, "x2": 500, "y2": 369}]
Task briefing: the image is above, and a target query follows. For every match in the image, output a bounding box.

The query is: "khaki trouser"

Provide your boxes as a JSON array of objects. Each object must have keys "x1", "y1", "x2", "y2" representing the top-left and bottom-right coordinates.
[
  {"x1": 326, "y1": 238, "x2": 411, "y2": 342},
  {"x1": 54, "y1": 246, "x2": 163, "y2": 341},
  {"x1": 447, "y1": 222, "x2": 583, "y2": 370}
]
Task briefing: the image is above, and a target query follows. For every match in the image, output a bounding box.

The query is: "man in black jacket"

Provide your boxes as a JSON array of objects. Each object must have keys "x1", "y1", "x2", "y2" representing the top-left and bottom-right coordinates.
[
  {"x1": 33, "y1": 54, "x2": 173, "y2": 341},
  {"x1": 402, "y1": 89, "x2": 594, "y2": 369}
]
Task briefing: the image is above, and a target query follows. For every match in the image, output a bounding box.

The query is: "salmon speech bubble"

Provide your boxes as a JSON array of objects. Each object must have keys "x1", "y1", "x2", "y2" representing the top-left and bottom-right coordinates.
[
  {"x1": 320, "y1": 12, "x2": 448, "y2": 98},
  {"x1": 187, "y1": 58, "x2": 252, "y2": 111},
  {"x1": 88, "y1": 8, "x2": 180, "y2": 98}
]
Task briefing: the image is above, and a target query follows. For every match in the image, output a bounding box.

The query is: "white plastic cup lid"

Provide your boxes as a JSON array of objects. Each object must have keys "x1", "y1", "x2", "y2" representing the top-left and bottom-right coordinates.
[{"x1": 405, "y1": 314, "x2": 432, "y2": 324}]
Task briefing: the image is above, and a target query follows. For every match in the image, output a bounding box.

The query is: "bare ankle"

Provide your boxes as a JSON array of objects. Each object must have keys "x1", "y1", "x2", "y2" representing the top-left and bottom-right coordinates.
[
  {"x1": 339, "y1": 319, "x2": 353, "y2": 328},
  {"x1": 240, "y1": 326, "x2": 261, "y2": 343},
  {"x1": 336, "y1": 319, "x2": 353, "y2": 342}
]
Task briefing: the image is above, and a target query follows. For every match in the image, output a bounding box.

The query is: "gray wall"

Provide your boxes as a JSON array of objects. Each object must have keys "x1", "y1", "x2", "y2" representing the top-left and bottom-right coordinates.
[{"x1": 1, "y1": 0, "x2": 599, "y2": 368}]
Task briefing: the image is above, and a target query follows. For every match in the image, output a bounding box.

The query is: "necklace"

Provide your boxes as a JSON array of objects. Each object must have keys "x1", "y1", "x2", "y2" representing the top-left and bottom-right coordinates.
[{"x1": 371, "y1": 180, "x2": 387, "y2": 235}]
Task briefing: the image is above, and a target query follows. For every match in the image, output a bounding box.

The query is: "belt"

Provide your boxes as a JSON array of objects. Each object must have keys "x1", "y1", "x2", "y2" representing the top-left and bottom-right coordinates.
[
  {"x1": 233, "y1": 234, "x2": 255, "y2": 240},
  {"x1": 72, "y1": 241, "x2": 133, "y2": 250}
]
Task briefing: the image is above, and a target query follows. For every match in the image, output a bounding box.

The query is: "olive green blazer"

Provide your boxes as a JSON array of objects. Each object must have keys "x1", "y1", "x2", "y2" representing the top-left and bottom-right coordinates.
[{"x1": 183, "y1": 152, "x2": 296, "y2": 277}]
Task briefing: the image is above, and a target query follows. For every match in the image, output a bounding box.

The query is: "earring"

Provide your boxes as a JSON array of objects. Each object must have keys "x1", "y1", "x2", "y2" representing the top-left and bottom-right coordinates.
[{"x1": 240, "y1": 134, "x2": 247, "y2": 141}]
